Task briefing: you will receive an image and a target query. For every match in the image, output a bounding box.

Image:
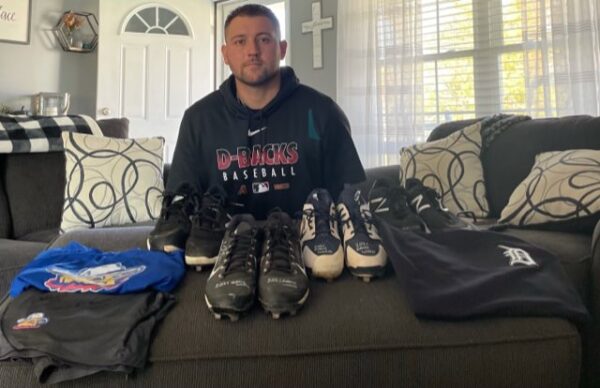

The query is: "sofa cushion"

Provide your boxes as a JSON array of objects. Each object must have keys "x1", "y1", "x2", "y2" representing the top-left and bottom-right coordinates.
[
  {"x1": 39, "y1": 225, "x2": 584, "y2": 387},
  {"x1": 3, "y1": 152, "x2": 65, "y2": 239},
  {"x1": 400, "y1": 122, "x2": 489, "y2": 217},
  {"x1": 0, "y1": 239, "x2": 47, "y2": 296},
  {"x1": 503, "y1": 228, "x2": 592, "y2": 308},
  {"x1": 500, "y1": 149, "x2": 600, "y2": 232},
  {"x1": 144, "y1": 272, "x2": 581, "y2": 386},
  {"x1": 60, "y1": 132, "x2": 164, "y2": 231},
  {"x1": 17, "y1": 228, "x2": 60, "y2": 244},
  {"x1": 482, "y1": 115, "x2": 600, "y2": 217}
]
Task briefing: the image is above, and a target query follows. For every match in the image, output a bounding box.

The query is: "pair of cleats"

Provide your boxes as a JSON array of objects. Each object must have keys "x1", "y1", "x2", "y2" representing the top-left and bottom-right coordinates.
[
  {"x1": 147, "y1": 184, "x2": 230, "y2": 271},
  {"x1": 300, "y1": 187, "x2": 388, "y2": 283},
  {"x1": 204, "y1": 211, "x2": 309, "y2": 321},
  {"x1": 368, "y1": 178, "x2": 478, "y2": 232}
]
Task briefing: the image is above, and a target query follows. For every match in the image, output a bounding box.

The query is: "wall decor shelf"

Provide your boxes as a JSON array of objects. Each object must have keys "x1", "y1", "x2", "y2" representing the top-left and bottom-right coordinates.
[{"x1": 53, "y1": 11, "x2": 98, "y2": 53}]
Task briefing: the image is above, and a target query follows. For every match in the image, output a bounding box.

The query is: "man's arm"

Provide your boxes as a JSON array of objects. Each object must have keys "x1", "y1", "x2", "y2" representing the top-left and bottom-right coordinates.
[
  {"x1": 321, "y1": 101, "x2": 366, "y2": 200},
  {"x1": 166, "y1": 110, "x2": 204, "y2": 193}
]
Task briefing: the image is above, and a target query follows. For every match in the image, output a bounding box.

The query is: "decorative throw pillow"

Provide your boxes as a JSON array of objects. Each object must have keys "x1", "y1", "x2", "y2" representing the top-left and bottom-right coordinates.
[
  {"x1": 61, "y1": 131, "x2": 165, "y2": 232},
  {"x1": 499, "y1": 149, "x2": 600, "y2": 231},
  {"x1": 400, "y1": 121, "x2": 489, "y2": 217}
]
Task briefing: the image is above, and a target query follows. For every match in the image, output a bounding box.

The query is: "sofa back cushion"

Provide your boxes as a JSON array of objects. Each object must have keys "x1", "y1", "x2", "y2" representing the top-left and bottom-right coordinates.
[
  {"x1": 2, "y1": 118, "x2": 130, "y2": 240},
  {"x1": 0, "y1": 156, "x2": 11, "y2": 238},
  {"x1": 96, "y1": 118, "x2": 129, "y2": 139},
  {"x1": 482, "y1": 115, "x2": 600, "y2": 217},
  {"x1": 4, "y1": 152, "x2": 65, "y2": 239},
  {"x1": 429, "y1": 115, "x2": 600, "y2": 218}
]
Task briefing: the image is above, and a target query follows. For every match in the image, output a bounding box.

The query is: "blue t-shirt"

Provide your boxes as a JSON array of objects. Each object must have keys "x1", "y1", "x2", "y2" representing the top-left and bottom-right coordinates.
[{"x1": 10, "y1": 242, "x2": 185, "y2": 297}]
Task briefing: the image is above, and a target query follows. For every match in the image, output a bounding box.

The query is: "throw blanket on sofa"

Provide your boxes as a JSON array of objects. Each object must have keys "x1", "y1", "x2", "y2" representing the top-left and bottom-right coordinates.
[
  {"x1": 0, "y1": 114, "x2": 103, "y2": 154},
  {"x1": 479, "y1": 113, "x2": 531, "y2": 150}
]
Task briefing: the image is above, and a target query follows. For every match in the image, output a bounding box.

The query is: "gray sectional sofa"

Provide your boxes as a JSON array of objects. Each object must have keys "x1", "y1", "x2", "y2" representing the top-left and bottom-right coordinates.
[{"x1": 0, "y1": 116, "x2": 598, "y2": 387}]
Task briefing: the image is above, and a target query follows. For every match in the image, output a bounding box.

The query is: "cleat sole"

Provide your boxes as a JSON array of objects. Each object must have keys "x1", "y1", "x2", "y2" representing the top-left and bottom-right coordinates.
[
  {"x1": 146, "y1": 238, "x2": 185, "y2": 253},
  {"x1": 185, "y1": 254, "x2": 218, "y2": 267},
  {"x1": 347, "y1": 265, "x2": 386, "y2": 281},
  {"x1": 259, "y1": 289, "x2": 310, "y2": 319},
  {"x1": 303, "y1": 250, "x2": 344, "y2": 281},
  {"x1": 204, "y1": 294, "x2": 252, "y2": 322}
]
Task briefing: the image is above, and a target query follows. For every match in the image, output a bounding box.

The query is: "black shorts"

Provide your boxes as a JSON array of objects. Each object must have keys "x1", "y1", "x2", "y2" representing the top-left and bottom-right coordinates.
[{"x1": 0, "y1": 289, "x2": 175, "y2": 384}]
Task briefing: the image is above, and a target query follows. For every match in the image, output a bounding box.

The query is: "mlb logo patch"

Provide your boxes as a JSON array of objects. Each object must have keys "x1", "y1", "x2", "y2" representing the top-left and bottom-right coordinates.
[{"x1": 252, "y1": 182, "x2": 270, "y2": 194}]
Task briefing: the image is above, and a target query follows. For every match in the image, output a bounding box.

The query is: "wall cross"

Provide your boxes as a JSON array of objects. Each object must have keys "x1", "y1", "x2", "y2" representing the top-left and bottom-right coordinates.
[{"x1": 301, "y1": 2, "x2": 333, "y2": 69}]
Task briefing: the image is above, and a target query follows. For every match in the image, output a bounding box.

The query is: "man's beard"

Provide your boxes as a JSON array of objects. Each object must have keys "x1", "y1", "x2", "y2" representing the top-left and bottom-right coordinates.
[{"x1": 235, "y1": 65, "x2": 278, "y2": 87}]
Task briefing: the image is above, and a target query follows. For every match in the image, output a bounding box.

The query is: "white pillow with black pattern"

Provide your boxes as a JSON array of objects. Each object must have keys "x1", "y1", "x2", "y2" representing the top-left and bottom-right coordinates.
[
  {"x1": 60, "y1": 131, "x2": 164, "y2": 232},
  {"x1": 499, "y1": 149, "x2": 600, "y2": 231},
  {"x1": 400, "y1": 121, "x2": 489, "y2": 218}
]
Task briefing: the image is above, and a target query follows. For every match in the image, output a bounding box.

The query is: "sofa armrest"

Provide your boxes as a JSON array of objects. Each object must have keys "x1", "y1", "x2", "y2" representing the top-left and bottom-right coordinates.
[{"x1": 587, "y1": 219, "x2": 600, "y2": 386}]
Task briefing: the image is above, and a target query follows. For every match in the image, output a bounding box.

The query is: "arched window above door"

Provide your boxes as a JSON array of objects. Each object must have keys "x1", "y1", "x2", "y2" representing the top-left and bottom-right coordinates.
[{"x1": 124, "y1": 5, "x2": 191, "y2": 36}]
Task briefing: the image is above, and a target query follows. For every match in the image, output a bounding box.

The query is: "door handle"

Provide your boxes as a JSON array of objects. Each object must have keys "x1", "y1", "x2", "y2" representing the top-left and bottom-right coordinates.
[{"x1": 100, "y1": 107, "x2": 111, "y2": 116}]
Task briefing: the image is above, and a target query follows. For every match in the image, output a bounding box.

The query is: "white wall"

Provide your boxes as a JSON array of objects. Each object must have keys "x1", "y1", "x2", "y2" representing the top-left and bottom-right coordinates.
[
  {"x1": 0, "y1": 0, "x2": 340, "y2": 113},
  {"x1": 0, "y1": 0, "x2": 98, "y2": 115},
  {"x1": 290, "y1": 0, "x2": 337, "y2": 99}
]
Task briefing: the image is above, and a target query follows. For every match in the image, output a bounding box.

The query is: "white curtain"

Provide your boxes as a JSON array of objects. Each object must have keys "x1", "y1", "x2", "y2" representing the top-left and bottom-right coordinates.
[
  {"x1": 337, "y1": 0, "x2": 423, "y2": 168},
  {"x1": 337, "y1": 0, "x2": 600, "y2": 168},
  {"x1": 549, "y1": 0, "x2": 600, "y2": 115}
]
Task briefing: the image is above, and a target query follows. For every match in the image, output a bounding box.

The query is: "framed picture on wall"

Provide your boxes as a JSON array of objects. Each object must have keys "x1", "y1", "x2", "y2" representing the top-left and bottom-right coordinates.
[{"x1": 0, "y1": 0, "x2": 32, "y2": 44}]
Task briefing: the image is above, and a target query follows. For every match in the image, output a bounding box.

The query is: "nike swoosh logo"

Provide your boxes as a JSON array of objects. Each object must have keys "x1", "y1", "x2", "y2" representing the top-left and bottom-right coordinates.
[{"x1": 248, "y1": 126, "x2": 267, "y2": 137}]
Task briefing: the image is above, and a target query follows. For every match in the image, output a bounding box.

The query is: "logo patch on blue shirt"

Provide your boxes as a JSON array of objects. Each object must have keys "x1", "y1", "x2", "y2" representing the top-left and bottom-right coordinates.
[{"x1": 44, "y1": 263, "x2": 146, "y2": 293}]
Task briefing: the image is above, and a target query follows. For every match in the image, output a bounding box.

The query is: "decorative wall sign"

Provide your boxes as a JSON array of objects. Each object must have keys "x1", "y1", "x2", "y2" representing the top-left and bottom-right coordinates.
[
  {"x1": 0, "y1": 0, "x2": 31, "y2": 44},
  {"x1": 301, "y1": 2, "x2": 333, "y2": 69}
]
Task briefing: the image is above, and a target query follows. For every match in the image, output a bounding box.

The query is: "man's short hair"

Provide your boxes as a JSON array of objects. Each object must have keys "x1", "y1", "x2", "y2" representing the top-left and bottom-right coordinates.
[{"x1": 224, "y1": 4, "x2": 281, "y2": 40}]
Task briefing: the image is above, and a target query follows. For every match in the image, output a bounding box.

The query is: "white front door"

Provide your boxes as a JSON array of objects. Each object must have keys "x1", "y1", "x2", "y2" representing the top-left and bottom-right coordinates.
[{"x1": 96, "y1": 0, "x2": 213, "y2": 160}]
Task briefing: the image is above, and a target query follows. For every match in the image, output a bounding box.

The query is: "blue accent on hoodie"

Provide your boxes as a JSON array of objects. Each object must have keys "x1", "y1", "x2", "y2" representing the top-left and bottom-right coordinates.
[{"x1": 308, "y1": 109, "x2": 320, "y2": 141}]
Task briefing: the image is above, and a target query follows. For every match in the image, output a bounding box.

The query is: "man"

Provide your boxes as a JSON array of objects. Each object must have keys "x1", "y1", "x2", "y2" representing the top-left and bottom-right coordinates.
[
  {"x1": 148, "y1": 5, "x2": 366, "y2": 319},
  {"x1": 166, "y1": 4, "x2": 365, "y2": 220}
]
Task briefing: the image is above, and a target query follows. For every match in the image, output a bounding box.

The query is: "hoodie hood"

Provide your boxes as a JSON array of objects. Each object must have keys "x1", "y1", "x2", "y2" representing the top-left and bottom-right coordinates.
[{"x1": 219, "y1": 66, "x2": 300, "y2": 120}]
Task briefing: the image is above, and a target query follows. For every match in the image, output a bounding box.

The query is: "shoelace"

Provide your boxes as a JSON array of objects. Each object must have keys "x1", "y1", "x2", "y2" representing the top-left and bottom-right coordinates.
[
  {"x1": 193, "y1": 193, "x2": 227, "y2": 231},
  {"x1": 302, "y1": 207, "x2": 335, "y2": 235},
  {"x1": 222, "y1": 231, "x2": 256, "y2": 276},
  {"x1": 420, "y1": 186, "x2": 446, "y2": 211},
  {"x1": 416, "y1": 186, "x2": 461, "y2": 223},
  {"x1": 263, "y1": 225, "x2": 297, "y2": 273},
  {"x1": 159, "y1": 191, "x2": 196, "y2": 223},
  {"x1": 341, "y1": 204, "x2": 375, "y2": 235}
]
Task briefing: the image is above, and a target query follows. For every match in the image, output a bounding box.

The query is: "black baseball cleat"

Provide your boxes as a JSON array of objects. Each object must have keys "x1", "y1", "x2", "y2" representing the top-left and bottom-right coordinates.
[
  {"x1": 147, "y1": 184, "x2": 197, "y2": 252},
  {"x1": 337, "y1": 187, "x2": 388, "y2": 282},
  {"x1": 404, "y1": 178, "x2": 478, "y2": 231},
  {"x1": 259, "y1": 210, "x2": 309, "y2": 319},
  {"x1": 185, "y1": 185, "x2": 231, "y2": 271},
  {"x1": 367, "y1": 179, "x2": 427, "y2": 232},
  {"x1": 300, "y1": 188, "x2": 344, "y2": 281},
  {"x1": 204, "y1": 214, "x2": 259, "y2": 322}
]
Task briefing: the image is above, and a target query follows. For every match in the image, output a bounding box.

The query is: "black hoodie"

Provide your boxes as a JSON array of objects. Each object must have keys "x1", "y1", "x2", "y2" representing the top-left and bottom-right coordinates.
[{"x1": 167, "y1": 67, "x2": 365, "y2": 220}]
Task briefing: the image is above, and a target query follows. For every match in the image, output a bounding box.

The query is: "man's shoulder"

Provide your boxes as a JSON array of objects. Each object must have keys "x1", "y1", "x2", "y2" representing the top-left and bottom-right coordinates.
[
  {"x1": 185, "y1": 90, "x2": 224, "y2": 115},
  {"x1": 293, "y1": 84, "x2": 335, "y2": 105}
]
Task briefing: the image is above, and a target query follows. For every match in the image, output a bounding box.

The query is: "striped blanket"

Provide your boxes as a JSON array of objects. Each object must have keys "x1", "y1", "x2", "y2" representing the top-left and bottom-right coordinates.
[{"x1": 0, "y1": 115, "x2": 103, "y2": 153}]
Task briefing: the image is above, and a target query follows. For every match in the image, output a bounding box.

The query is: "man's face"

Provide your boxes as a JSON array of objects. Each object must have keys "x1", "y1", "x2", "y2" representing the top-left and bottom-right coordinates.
[{"x1": 222, "y1": 16, "x2": 287, "y2": 87}]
